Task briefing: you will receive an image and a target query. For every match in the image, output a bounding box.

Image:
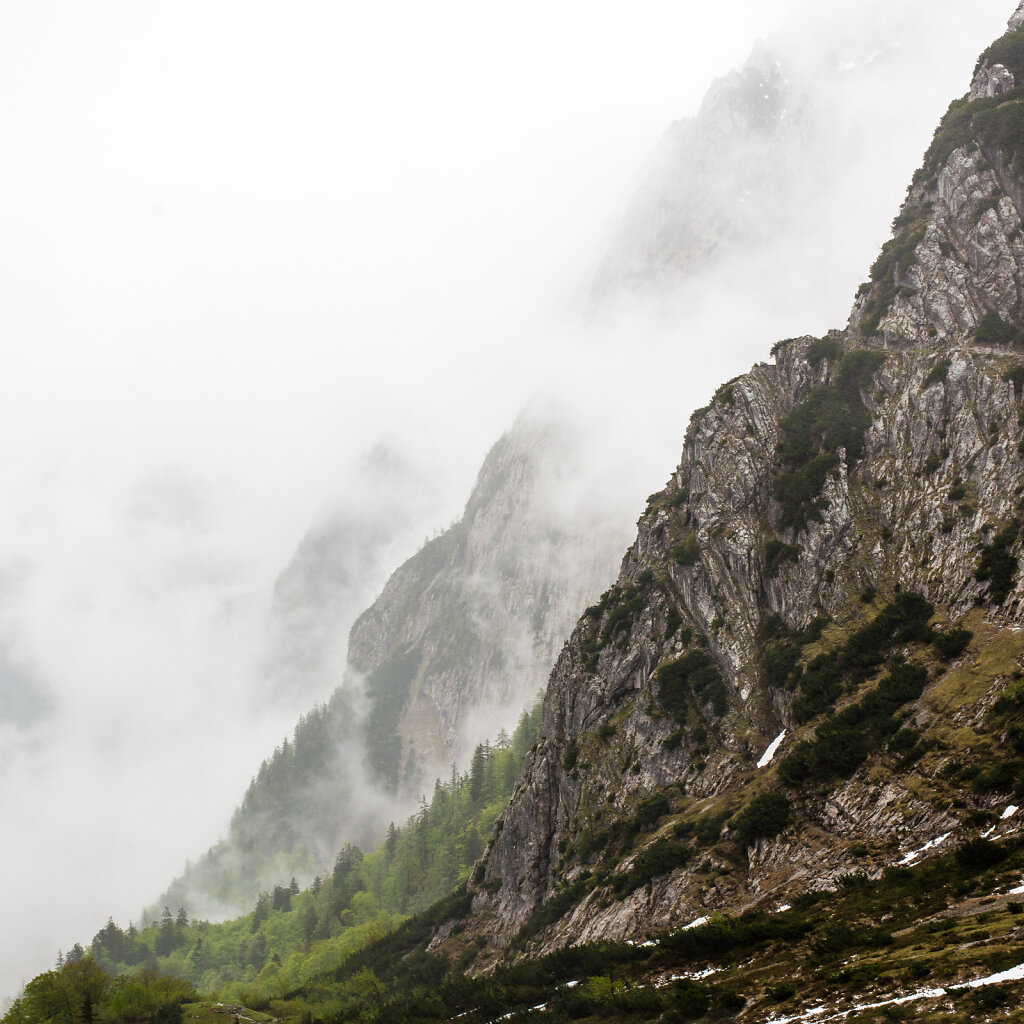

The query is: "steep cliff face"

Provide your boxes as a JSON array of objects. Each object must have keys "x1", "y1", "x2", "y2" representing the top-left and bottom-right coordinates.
[
  {"x1": 346, "y1": 409, "x2": 627, "y2": 796},
  {"x1": 588, "y1": 2, "x2": 1010, "y2": 314},
  {"x1": 463, "y1": 10, "x2": 1024, "y2": 960},
  {"x1": 151, "y1": 409, "x2": 628, "y2": 918}
]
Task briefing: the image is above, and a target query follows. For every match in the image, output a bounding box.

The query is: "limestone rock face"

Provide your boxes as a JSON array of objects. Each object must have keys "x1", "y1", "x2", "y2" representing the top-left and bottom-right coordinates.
[
  {"x1": 969, "y1": 61, "x2": 1015, "y2": 100},
  {"x1": 346, "y1": 410, "x2": 627, "y2": 796},
  {"x1": 1010, "y1": 2, "x2": 1024, "y2": 31},
  {"x1": 469, "y1": 334, "x2": 1024, "y2": 950},
  {"x1": 460, "y1": 18, "x2": 1024, "y2": 957}
]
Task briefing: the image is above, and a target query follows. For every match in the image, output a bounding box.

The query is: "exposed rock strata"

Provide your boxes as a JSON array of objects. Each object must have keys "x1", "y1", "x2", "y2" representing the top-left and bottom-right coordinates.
[{"x1": 461, "y1": 15, "x2": 1024, "y2": 958}]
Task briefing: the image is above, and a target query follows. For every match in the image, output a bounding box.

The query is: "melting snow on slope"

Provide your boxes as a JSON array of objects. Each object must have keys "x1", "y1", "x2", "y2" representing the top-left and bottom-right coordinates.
[
  {"x1": 898, "y1": 832, "x2": 951, "y2": 865},
  {"x1": 1002, "y1": 804, "x2": 1019, "y2": 820},
  {"x1": 758, "y1": 730, "x2": 787, "y2": 768},
  {"x1": 766, "y1": 964, "x2": 1024, "y2": 1023},
  {"x1": 683, "y1": 915, "x2": 709, "y2": 930}
]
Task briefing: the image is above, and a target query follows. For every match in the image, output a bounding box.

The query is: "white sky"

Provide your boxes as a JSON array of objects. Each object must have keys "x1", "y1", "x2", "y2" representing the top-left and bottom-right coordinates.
[{"x1": 0, "y1": 0, "x2": 1014, "y2": 1002}]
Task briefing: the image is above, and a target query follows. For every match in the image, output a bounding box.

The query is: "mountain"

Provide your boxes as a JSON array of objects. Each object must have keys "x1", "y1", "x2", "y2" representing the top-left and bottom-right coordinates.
[
  {"x1": 257, "y1": 442, "x2": 445, "y2": 708},
  {"x1": 449, "y1": 0, "x2": 1024, "y2": 968},
  {"x1": 13, "y1": 7, "x2": 1024, "y2": 1024},
  {"x1": 150, "y1": 0, "x2": 1019, "y2": 926},
  {"x1": 588, "y1": 0, "x2": 1012, "y2": 321},
  {"x1": 345, "y1": 409, "x2": 628, "y2": 797},
  {"x1": 151, "y1": 406, "x2": 627, "y2": 917}
]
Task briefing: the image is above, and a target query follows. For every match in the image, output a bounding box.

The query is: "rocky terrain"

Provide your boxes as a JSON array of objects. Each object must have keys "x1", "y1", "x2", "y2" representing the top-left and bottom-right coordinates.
[{"x1": 457, "y1": 3, "x2": 1024, "y2": 971}]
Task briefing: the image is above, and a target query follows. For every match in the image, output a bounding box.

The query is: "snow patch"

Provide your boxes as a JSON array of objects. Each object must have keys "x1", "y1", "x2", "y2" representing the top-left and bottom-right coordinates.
[
  {"x1": 1002, "y1": 804, "x2": 1019, "y2": 820},
  {"x1": 757, "y1": 730, "x2": 787, "y2": 768},
  {"x1": 898, "y1": 832, "x2": 951, "y2": 865},
  {"x1": 683, "y1": 915, "x2": 709, "y2": 930},
  {"x1": 765, "y1": 963, "x2": 1024, "y2": 1023}
]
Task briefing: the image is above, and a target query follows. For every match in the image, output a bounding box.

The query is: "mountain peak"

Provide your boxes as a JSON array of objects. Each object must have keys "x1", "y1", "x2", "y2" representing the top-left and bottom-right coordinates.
[{"x1": 1010, "y1": 1, "x2": 1024, "y2": 31}]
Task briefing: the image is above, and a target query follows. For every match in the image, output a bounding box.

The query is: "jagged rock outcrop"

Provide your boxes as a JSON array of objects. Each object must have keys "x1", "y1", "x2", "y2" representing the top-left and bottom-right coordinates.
[
  {"x1": 346, "y1": 408, "x2": 627, "y2": 795},
  {"x1": 969, "y1": 61, "x2": 1015, "y2": 100},
  {"x1": 588, "y1": 44, "x2": 810, "y2": 304},
  {"x1": 460, "y1": 12, "x2": 1024, "y2": 959},
  {"x1": 152, "y1": 408, "x2": 628, "y2": 917},
  {"x1": 587, "y1": 2, "x2": 1008, "y2": 315}
]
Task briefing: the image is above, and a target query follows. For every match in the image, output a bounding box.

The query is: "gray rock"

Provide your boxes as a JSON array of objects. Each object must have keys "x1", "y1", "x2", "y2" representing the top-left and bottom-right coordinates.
[{"x1": 969, "y1": 62, "x2": 1015, "y2": 101}]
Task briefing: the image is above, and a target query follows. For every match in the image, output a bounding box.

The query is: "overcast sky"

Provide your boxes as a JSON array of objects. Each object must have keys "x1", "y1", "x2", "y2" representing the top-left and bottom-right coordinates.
[{"x1": 0, "y1": 0, "x2": 1014, "y2": 1002}]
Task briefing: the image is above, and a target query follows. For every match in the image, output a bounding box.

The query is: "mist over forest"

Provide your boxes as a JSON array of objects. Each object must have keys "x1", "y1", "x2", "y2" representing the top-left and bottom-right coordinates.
[{"x1": 0, "y1": 0, "x2": 1014, "y2": 1004}]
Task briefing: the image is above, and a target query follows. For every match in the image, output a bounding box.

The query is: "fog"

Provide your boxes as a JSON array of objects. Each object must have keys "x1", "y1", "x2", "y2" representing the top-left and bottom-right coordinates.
[{"x1": 0, "y1": 0, "x2": 1014, "y2": 1002}]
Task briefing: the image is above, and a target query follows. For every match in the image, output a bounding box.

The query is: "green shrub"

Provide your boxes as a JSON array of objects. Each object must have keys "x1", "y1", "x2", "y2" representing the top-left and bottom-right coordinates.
[
  {"x1": 656, "y1": 650, "x2": 728, "y2": 722},
  {"x1": 612, "y1": 838, "x2": 692, "y2": 896},
  {"x1": 780, "y1": 661, "x2": 928, "y2": 785},
  {"x1": 635, "y1": 794, "x2": 670, "y2": 828},
  {"x1": 672, "y1": 531, "x2": 701, "y2": 566},
  {"x1": 955, "y1": 838, "x2": 1007, "y2": 870},
  {"x1": 764, "y1": 539, "x2": 800, "y2": 577},
  {"x1": 976, "y1": 520, "x2": 1021, "y2": 604},
  {"x1": 1003, "y1": 364, "x2": 1024, "y2": 397},
  {"x1": 731, "y1": 793, "x2": 792, "y2": 847},
  {"x1": 932, "y1": 627, "x2": 972, "y2": 658},
  {"x1": 767, "y1": 982, "x2": 797, "y2": 1002},
  {"x1": 773, "y1": 351, "x2": 885, "y2": 529},
  {"x1": 923, "y1": 358, "x2": 952, "y2": 389},
  {"x1": 971, "y1": 762, "x2": 1016, "y2": 794},
  {"x1": 976, "y1": 311, "x2": 1020, "y2": 345},
  {"x1": 807, "y1": 337, "x2": 842, "y2": 365}
]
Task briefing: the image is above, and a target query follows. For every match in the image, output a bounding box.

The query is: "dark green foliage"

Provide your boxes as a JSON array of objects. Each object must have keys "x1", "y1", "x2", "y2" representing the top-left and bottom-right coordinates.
[
  {"x1": 665, "y1": 979, "x2": 711, "y2": 1018},
  {"x1": 977, "y1": 521, "x2": 1021, "y2": 604},
  {"x1": 955, "y1": 838, "x2": 1007, "y2": 870},
  {"x1": 611, "y1": 838, "x2": 692, "y2": 896},
  {"x1": 656, "y1": 651, "x2": 728, "y2": 722},
  {"x1": 971, "y1": 761, "x2": 1016, "y2": 794},
  {"x1": 730, "y1": 793, "x2": 792, "y2": 847},
  {"x1": 664, "y1": 606, "x2": 683, "y2": 639},
  {"x1": 839, "y1": 592, "x2": 934, "y2": 678},
  {"x1": 661, "y1": 910, "x2": 813, "y2": 957},
  {"x1": 932, "y1": 627, "x2": 972, "y2": 659},
  {"x1": 1003, "y1": 364, "x2": 1024, "y2": 397},
  {"x1": 712, "y1": 378, "x2": 739, "y2": 407},
  {"x1": 563, "y1": 744, "x2": 579, "y2": 771},
  {"x1": 634, "y1": 794, "x2": 671, "y2": 828},
  {"x1": 836, "y1": 350, "x2": 887, "y2": 392},
  {"x1": 774, "y1": 351, "x2": 884, "y2": 529},
  {"x1": 791, "y1": 654, "x2": 843, "y2": 722},
  {"x1": 975, "y1": 310, "x2": 1021, "y2": 345},
  {"x1": 760, "y1": 614, "x2": 831, "y2": 693},
  {"x1": 515, "y1": 877, "x2": 595, "y2": 944},
  {"x1": 861, "y1": 206, "x2": 929, "y2": 335},
  {"x1": 780, "y1": 661, "x2": 928, "y2": 785},
  {"x1": 923, "y1": 357, "x2": 951, "y2": 389},
  {"x1": 785, "y1": 593, "x2": 933, "y2": 724},
  {"x1": 585, "y1": 583, "x2": 646, "y2": 652},
  {"x1": 806, "y1": 337, "x2": 842, "y2": 365},
  {"x1": 767, "y1": 982, "x2": 797, "y2": 1002},
  {"x1": 672, "y1": 532, "x2": 701, "y2": 567},
  {"x1": 978, "y1": 25, "x2": 1024, "y2": 81},
  {"x1": 762, "y1": 642, "x2": 803, "y2": 690},
  {"x1": 597, "y1": 722, "x2": 616, "y2": 740},
  {"x1": 763, "y1": 539, "x2": 800, "y2": 577}
]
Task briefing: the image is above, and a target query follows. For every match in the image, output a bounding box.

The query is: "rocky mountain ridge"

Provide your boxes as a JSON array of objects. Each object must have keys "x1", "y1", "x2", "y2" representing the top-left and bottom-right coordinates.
[{"x1": 458, "y1": 5, "x2": 1024, "y2": 965}]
